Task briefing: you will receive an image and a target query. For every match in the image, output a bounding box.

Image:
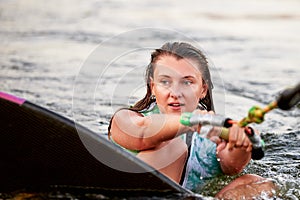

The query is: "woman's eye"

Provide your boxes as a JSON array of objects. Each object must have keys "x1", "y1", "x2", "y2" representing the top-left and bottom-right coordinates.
[
  {"x1": 160, "y1": 80, "x2": 171, "y2": 85},
  {"x1": 183, "y1": 80, "x2": 192, "y2": 85}
]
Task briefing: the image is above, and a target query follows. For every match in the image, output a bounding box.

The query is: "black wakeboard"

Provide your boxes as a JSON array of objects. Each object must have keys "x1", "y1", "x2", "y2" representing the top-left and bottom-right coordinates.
[{"x1": 0, "y1": 91, "x2": 195, "y2": 198}]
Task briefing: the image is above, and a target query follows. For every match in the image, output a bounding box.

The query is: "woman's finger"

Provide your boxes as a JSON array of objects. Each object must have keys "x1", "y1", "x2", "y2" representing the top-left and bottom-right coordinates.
[
  {"x1": 210, "y1": 136, "x2": 222, "y2": 144},
  {"x1": 216, "y1": 140, "x2": 226, "y2": 152},
  {"x1": 192, "y1": 109, "x2": 208, "y2": 115},
  {"x1": 228, "y1": 124, "x2": 238, "y2": 150},
  {"x1": 246, "y1": 143, "x2": 253, "y2": 152},
  {"x1": 235, "y1": 128, "x2": 246, "y2": 147},
  {"x1": 208, "y1": 110, "x2": 215, "y2": 114},
  {"x1": 191, "y1": 124, "x2": 202, "y2": 133}
]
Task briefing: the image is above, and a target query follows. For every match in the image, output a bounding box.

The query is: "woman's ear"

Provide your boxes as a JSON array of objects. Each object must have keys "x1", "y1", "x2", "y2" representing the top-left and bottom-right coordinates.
[
  {"x1": 200, "y1": 83, "x2": 208, "y2": 99},
  {"x1": 150, "y1": 77, "x2": 155, "y2": 96}
]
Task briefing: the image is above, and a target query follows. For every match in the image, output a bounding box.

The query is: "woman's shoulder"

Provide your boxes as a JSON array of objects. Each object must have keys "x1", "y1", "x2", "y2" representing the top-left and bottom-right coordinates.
[
  {"x1": 113, "y1": 108, "x2": 144, "y2": 119},
  {"x1": 113, "y1": 102, "x2": 160, "y2": 120},
  {"x1": 108, "y1": 107, "x2": 145, "y2": 139},
  {"x1": 139, "y1": 102, "x2": 160, "y2": 116},
  {"x1": 110, "y1": 108, "x2": 144, "y2": 134}
]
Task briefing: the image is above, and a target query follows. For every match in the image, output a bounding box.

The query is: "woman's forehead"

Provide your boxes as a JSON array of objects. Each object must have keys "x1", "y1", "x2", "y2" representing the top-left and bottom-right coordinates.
[{"x1": 153, "y1": 56, "x2": 202, "y2": 78}]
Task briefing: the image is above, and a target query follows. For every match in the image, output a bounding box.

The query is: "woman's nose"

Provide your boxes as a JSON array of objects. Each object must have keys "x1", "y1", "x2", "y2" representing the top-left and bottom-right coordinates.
[{"x1": 169, "y1": 84, "x2": 182, "y2": 98}]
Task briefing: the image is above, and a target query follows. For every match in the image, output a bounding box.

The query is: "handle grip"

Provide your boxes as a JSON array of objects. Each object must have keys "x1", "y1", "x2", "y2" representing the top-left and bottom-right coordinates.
[
  {"x1": 180, "y1": 112, "x2": 231, "y2": 127},
  {"x1": 219, "y1": 127, "x2": 264, "y2": 160}
]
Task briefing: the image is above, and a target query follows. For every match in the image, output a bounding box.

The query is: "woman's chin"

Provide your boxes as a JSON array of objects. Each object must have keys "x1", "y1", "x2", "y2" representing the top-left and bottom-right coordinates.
[{"x1": 168, "y1": 107, "x2": 184, "y2": 114}]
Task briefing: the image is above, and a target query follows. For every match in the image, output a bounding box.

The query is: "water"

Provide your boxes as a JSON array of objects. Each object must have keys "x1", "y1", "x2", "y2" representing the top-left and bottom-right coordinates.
[{"x1": 1, "y1": 0, "x2": 299, "y2": 199}]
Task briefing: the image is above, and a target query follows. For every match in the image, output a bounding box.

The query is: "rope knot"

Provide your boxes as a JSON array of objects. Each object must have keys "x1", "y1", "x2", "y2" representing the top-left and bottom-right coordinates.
[{"x1": 248, "y1": 106, "x2": 265, "y2": 124}]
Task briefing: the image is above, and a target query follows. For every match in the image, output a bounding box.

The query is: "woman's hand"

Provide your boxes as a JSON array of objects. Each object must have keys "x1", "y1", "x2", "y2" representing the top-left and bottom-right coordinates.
[
  {"x1": 215, "y1": 125, "x2": 253, "y2": 156},
  {"x1": 216, "y1": 125, "x2": 254, "y2": 175},
  {"x1": 190, "y1": 109, "x2": 253, "y2": 152},
  {"x1": 227, "y1": 124, "x2": 252, "y2": 152}
]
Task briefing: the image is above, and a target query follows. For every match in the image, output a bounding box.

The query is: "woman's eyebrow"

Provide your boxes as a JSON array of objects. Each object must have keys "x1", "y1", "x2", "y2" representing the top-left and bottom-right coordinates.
[
  {"x1": 157, "y1": 75, "x2": 171, "y2": 78},
  {"x1": 182, "y1": 75, "x2": 196, "y2": 79},
  {"x1": 156, "y1": 75, "x2": 197, "y2": 80}
]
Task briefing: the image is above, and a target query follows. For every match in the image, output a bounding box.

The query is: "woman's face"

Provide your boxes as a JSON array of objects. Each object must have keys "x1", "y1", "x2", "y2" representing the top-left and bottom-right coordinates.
[{"x1": 151, "y1": 55, "x2": 208, "y2": 114}]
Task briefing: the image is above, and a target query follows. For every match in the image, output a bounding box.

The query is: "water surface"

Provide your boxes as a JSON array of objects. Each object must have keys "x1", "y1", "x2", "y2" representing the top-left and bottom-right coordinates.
[{"x1": 1, "y1": 0, "x2": 299, "y2": 199}]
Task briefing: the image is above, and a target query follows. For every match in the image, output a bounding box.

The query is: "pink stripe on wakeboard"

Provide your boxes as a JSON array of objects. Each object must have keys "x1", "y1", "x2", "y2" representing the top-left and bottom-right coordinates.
[{"x1": 0, "y1": 91, "x2": 26, "y2": 105}]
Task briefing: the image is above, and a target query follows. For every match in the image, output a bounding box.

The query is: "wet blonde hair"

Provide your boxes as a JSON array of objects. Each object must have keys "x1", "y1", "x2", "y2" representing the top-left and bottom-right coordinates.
[{"x1": 131, "y1": 42, "x2": 214, "y2": 111}]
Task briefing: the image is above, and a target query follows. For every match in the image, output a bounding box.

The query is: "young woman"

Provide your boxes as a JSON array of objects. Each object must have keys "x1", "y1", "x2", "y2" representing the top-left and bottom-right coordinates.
[{"x1": 108, "y1": 42, "x2": 276, "y2": 199}]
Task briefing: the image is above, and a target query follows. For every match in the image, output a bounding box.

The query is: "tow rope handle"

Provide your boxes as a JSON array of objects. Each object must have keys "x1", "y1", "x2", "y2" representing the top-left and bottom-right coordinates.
[
  {"x1": 180, "y1": 82, "x2": 300, "y2": 160},
  {"x1": 180, "y1": 113, "x2": 264, "y2": 160}
]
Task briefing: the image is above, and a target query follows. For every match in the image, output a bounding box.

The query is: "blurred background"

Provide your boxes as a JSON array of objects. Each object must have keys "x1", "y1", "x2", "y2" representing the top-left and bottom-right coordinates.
[{"x1": 1, "y1": 0, "x2": 299, "y2": 199}]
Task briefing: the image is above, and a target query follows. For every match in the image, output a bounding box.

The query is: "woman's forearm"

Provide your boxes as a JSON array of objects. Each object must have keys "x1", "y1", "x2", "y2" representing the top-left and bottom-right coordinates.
[
  {"x1": 111, "y1": 110, "x2": 191, "y2": 150},
  {"x1": 137, "y1": 114, "x2": 189, "y2": 147}
]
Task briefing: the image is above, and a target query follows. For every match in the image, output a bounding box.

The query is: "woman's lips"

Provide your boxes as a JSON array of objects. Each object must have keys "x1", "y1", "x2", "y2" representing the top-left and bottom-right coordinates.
[{"x1": 168, "y1": 103, "x2": 184, "y2": 110}]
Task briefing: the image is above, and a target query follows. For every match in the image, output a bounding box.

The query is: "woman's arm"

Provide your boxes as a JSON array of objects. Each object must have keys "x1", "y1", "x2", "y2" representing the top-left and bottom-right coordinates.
[{"x1": 110, "y1": 109, "x2": 193, "y2": 151}]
